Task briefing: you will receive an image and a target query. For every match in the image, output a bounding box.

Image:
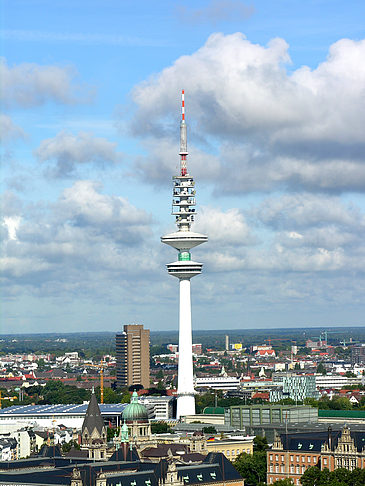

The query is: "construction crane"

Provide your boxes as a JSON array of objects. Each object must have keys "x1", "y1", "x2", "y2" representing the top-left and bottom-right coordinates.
[{"x1": 84, "y1": 359, "x2": 106, "y2": 404}]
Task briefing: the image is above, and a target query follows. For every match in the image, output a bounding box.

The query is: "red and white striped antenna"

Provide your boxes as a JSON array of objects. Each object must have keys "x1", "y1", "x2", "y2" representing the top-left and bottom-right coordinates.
[
  {"x1": 181, "y1": 89, "x2": 185, "y2": 122},
  {"x1": 180, "y1": 89, "x2": 188, "y2": 176}
]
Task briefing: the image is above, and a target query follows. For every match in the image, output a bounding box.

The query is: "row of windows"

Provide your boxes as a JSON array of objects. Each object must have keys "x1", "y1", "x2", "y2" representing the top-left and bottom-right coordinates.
[
  {"x1": 269, "y1": 454, "x2": 317, "y2": 463},
  {"x1": 215, "y1": 448, "x2": 251, "y2": 456},
  {"x1": 269, "y1": 464, "x2": 312, "y2": 474}
]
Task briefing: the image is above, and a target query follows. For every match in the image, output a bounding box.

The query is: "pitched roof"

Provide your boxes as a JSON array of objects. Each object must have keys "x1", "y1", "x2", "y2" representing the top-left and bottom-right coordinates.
[
  {"x1": 81, "y1": 391, "x2": 105, "y2": 437},
  {"x1": 280, "y1": 429, "x2": 365, "y2": 453}
]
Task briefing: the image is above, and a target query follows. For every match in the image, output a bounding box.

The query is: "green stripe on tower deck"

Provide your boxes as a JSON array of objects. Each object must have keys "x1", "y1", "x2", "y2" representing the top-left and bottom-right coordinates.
[{"x1": 179, "y1": 251, "x2": 191, "y2": 261}]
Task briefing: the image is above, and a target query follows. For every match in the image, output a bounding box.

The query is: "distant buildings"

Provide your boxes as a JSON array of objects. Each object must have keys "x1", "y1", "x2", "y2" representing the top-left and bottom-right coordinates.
[
  {"x1": 0, "y1": 403, "x2": 127, "y2": 429},
  {"x1": 195, "y1": 375, "x2": 241, "y2": 391},
  {"x1": 225, "y1": 404, "x2": 318, "y2": 430},
  {"x1": 352, "y1": 344, "x2": 365, "y2": 365},
  {"x1": 270, "y1": 373, "x2": 320, "y2": 402},
  {"x1": 116, "y1": 324, "x2": 150, "y2": 389},
  {"x1": 166, "y1": 343, "x2": 203, "y2": 355}
]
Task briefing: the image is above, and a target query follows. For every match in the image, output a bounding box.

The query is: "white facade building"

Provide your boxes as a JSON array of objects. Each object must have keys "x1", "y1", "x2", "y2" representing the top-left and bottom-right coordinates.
[
  {"x1": 138, "y1": 396, "x2": 175, "y2": 420},
  {"x1": 315, "y1": 374, "x2": 363, "y2": 389},
  {"x1": 195, "y1": 376, "x2": 241, "y2": 391}
]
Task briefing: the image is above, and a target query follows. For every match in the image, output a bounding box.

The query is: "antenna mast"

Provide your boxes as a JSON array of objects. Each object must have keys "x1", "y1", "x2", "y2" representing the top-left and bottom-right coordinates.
[{"x1": 179, "y1": 90, "x2": 188, "y2": 176}]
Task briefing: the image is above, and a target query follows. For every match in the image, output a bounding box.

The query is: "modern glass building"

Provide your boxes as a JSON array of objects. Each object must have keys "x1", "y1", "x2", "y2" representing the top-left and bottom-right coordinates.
[{"x1": 225, "y1": 405, "x2": 318, "y2": 429}]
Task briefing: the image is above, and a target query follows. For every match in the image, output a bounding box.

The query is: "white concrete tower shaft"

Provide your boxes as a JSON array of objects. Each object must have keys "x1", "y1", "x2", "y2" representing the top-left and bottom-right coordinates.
[{"x1": 161, "y1": 91, "x2": 207, "y2": 419}]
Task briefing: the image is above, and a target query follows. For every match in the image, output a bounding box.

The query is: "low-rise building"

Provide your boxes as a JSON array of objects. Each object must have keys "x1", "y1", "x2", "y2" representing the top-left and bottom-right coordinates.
[
  {"x1": 225, "y1": 405, "x2": 318, "y2": 429},
  {"x1": 138, "y1": 395, "x2": 175, "y2": 420},
  {"x1": 205, "y1": 436, "x2": 254, "y2": 462},
  {"x1": 315, "y1": 374, "x2": 363, "y2": 389},
  {"x1": 195, "y1": 375, "x2": 241, "y2": 391}
]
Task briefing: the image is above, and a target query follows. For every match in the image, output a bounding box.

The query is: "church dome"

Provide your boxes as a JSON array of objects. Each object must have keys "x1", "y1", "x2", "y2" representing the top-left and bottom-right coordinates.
[{"x1": 122, "y1": 391, "x2": 149, "y2": 421}]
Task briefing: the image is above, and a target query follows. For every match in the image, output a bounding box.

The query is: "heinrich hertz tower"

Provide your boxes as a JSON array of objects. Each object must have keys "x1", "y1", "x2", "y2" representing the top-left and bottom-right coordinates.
[{"x1": 161, "y1": 91, "x2": 207, "y2": 419}]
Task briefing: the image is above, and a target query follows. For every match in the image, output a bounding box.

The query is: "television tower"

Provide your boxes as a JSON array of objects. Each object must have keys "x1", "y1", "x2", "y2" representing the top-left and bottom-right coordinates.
[{"x1": 161, "y1": 91, "x2": 208, "y2": 419}]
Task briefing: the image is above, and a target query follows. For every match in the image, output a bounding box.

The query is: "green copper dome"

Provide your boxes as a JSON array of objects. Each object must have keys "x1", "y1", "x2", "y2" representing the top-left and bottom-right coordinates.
[{"x1": 122, "y1": 391, "x2": 149, "y2": 421}]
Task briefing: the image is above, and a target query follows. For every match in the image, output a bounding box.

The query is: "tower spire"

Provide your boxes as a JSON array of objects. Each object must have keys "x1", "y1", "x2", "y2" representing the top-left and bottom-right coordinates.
[{"x1": 180, "y1": 90, "x2": 188, "y2": 176}]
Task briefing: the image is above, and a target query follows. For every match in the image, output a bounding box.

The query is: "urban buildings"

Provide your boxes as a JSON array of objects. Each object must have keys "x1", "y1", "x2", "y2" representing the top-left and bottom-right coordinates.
[
  {"x1": 161, "y1": 91, "x2": 208, "y2": 419},
  {"x1": 0, "y1": 403, "x2": 127, "y2": 429},
  {"x1": 225, "y1": 405, "x2": 318, "y2": 430},
  {"x1": 352, "y1": 344, "x2": 365, "y2": 364},
  {"x1": 270, "y1": 373, "x2": 320, "y2": 402},
  {"x1": 115, "y1": 324, "x2": 150, "y2": 389},
  {"x1": 267, "y1": 425, "x2": 365, "y2": 485}
]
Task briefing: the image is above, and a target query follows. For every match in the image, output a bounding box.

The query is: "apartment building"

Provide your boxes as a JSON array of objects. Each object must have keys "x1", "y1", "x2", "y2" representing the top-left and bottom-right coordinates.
[{"x1": 116, "y1": 324, "x2": 150, "y2": 389}]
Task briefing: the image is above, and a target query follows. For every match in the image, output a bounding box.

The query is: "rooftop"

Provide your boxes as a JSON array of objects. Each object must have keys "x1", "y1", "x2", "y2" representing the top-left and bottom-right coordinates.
[{"x1": 0, "y1": 403, "x2": 127, "y2": 416}]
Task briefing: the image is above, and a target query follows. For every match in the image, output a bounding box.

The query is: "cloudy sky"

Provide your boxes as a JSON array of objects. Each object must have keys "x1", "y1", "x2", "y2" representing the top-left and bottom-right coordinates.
[{"x1": 1, "y1": 0, "x2": 365, "y2": 334}]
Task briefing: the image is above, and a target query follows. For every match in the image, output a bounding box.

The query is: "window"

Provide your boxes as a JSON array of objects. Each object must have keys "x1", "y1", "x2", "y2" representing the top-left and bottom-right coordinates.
[
  {"x1": 307, "y1": 456, "x2": 311, "y2": 463},
  {"x1": 226, "y1": 450, "x2": 230, "y2": 455},
  {"x1": 270, "y1": 454, "x2": 273, "y2": 461},
  {"x1": 296, "y1": 466, "x2": 300, "y2": 474},
  {"x1": 281, "y1": 465, "x2": 284, "y2": 473},
  {"x1": 290, "y1": 455, "x2": 294, "y2": 461},
  {"x1": 270, "y1": 465, "x2": 273, "y2": 472},
  {"x1": 290, "y1": 466, "x2": 294, "y2": 473},
  {"x1": 296, "y1": 456, "x2": 299, "y2": 462},
  {"x1": 275, "y1": 465, "x2": 279, "y2": 473},
  {"x1": 275, "y1": 454, "x2": 279, "y2": 461},
  {"x1": 232, "y1": 450, "x2": 235, "y2": 455},
  {"x1": 281, "y1": 455, "x2": 284, "y2": 461},
  {"x1": 237, "y1": 449, "x2": 240, "y2": 455},
  {"x1": 323, "y1": 458, "x2": 327, "y2": 465},
  {"x1": 302, "y1": 456, "x2": 305, "y2": 462}
]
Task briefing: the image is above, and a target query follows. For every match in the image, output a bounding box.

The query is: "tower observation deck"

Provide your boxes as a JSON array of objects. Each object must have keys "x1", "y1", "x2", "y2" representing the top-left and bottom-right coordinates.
[{"x1": 161, "y1": 91, "x2": 207, "y2": 419}]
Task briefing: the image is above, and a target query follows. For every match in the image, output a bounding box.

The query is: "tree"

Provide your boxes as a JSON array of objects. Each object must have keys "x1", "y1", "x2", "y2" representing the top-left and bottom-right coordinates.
[
  {"x1": 61, "y1": 440, "x2": 80, "y2": 454},
  {"x1": 233, "y1": 451, "x2": 266, "y2": 486},
  {"x1": 316, "y1": 363, "x2": 327, "y2": 375},
  {"x1": 300, "y1": 466, "x2": 322, "y2": 486},
  {"x1": 107, "y1": 426, "x2": 119, "y2": 441},
  {"x1": 202, "y1": 426, "x2": 217, "y2": 434},
  {"x1": 300, "y1": 466, "x2": 365, "y2": 486},
  {"x1": 151, "y1": 422, "x2": 171, "y2": 434},
  {"x1": 273, "y1": 479, "x2": 294, "y2": 486},
  {"x1": 253, "y1": 435, "x2": 269, "y2": 452},
  {"x1": 345, "y1": 371, "x2": 356, "y2": 378}
]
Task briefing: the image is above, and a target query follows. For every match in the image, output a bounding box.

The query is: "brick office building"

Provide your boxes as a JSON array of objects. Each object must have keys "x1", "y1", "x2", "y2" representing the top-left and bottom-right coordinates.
[{"x1": 267, "y1": 425, "x2": 365, "y2": 485}]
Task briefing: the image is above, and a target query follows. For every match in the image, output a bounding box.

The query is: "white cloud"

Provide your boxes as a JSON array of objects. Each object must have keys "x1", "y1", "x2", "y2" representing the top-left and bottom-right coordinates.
[
  {"x1": 0, "y1": 114, "x2": 26, "y2": 143},
  {"x1": 0, "y1": 58, "x2": 92, "y2": 108},
  {"x1": 128, "y1": 33, "x2": 365, "y2": 193},
  {"x1": 195, "y1": 206, "x2": 254, "y2": 245},
  {"x1": 254, "y1": 193, "x2": 363, "y2": 229},
  {"x1": 35, "y1": 131, "x2": 120, "y2": 177},
  {"x1": 1, "y1": 182, "x2": 156, "y2": 291}
]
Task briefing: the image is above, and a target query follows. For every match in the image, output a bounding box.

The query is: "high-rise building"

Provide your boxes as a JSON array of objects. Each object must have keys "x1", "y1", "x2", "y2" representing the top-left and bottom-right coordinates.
[
  {"x1": 116, "y1": 324, "x2": 150, "y2": 389},
  {"x1": 161, "y1": 91, "x2": 208, "y2": 418}
]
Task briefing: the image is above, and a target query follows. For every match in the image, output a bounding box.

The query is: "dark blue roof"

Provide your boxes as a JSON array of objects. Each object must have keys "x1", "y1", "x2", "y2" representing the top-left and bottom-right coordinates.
[
  {"x1": 0, "y1": 451, "x2": 242, "y2": 486},
  {"x1": 0, "y1": 403, "x2": 127, "y2": 416}
]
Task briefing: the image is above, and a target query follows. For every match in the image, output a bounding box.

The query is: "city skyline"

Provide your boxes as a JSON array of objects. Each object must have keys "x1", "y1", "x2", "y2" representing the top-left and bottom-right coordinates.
[{"x1": 1, "y1": 0, "x2": 365, "y2": 333}]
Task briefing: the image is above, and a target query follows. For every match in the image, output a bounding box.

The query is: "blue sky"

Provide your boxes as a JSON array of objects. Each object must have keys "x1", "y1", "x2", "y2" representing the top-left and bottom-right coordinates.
[{"x1": 1, "y1": 0, "x2": 365, "y2": 334}]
